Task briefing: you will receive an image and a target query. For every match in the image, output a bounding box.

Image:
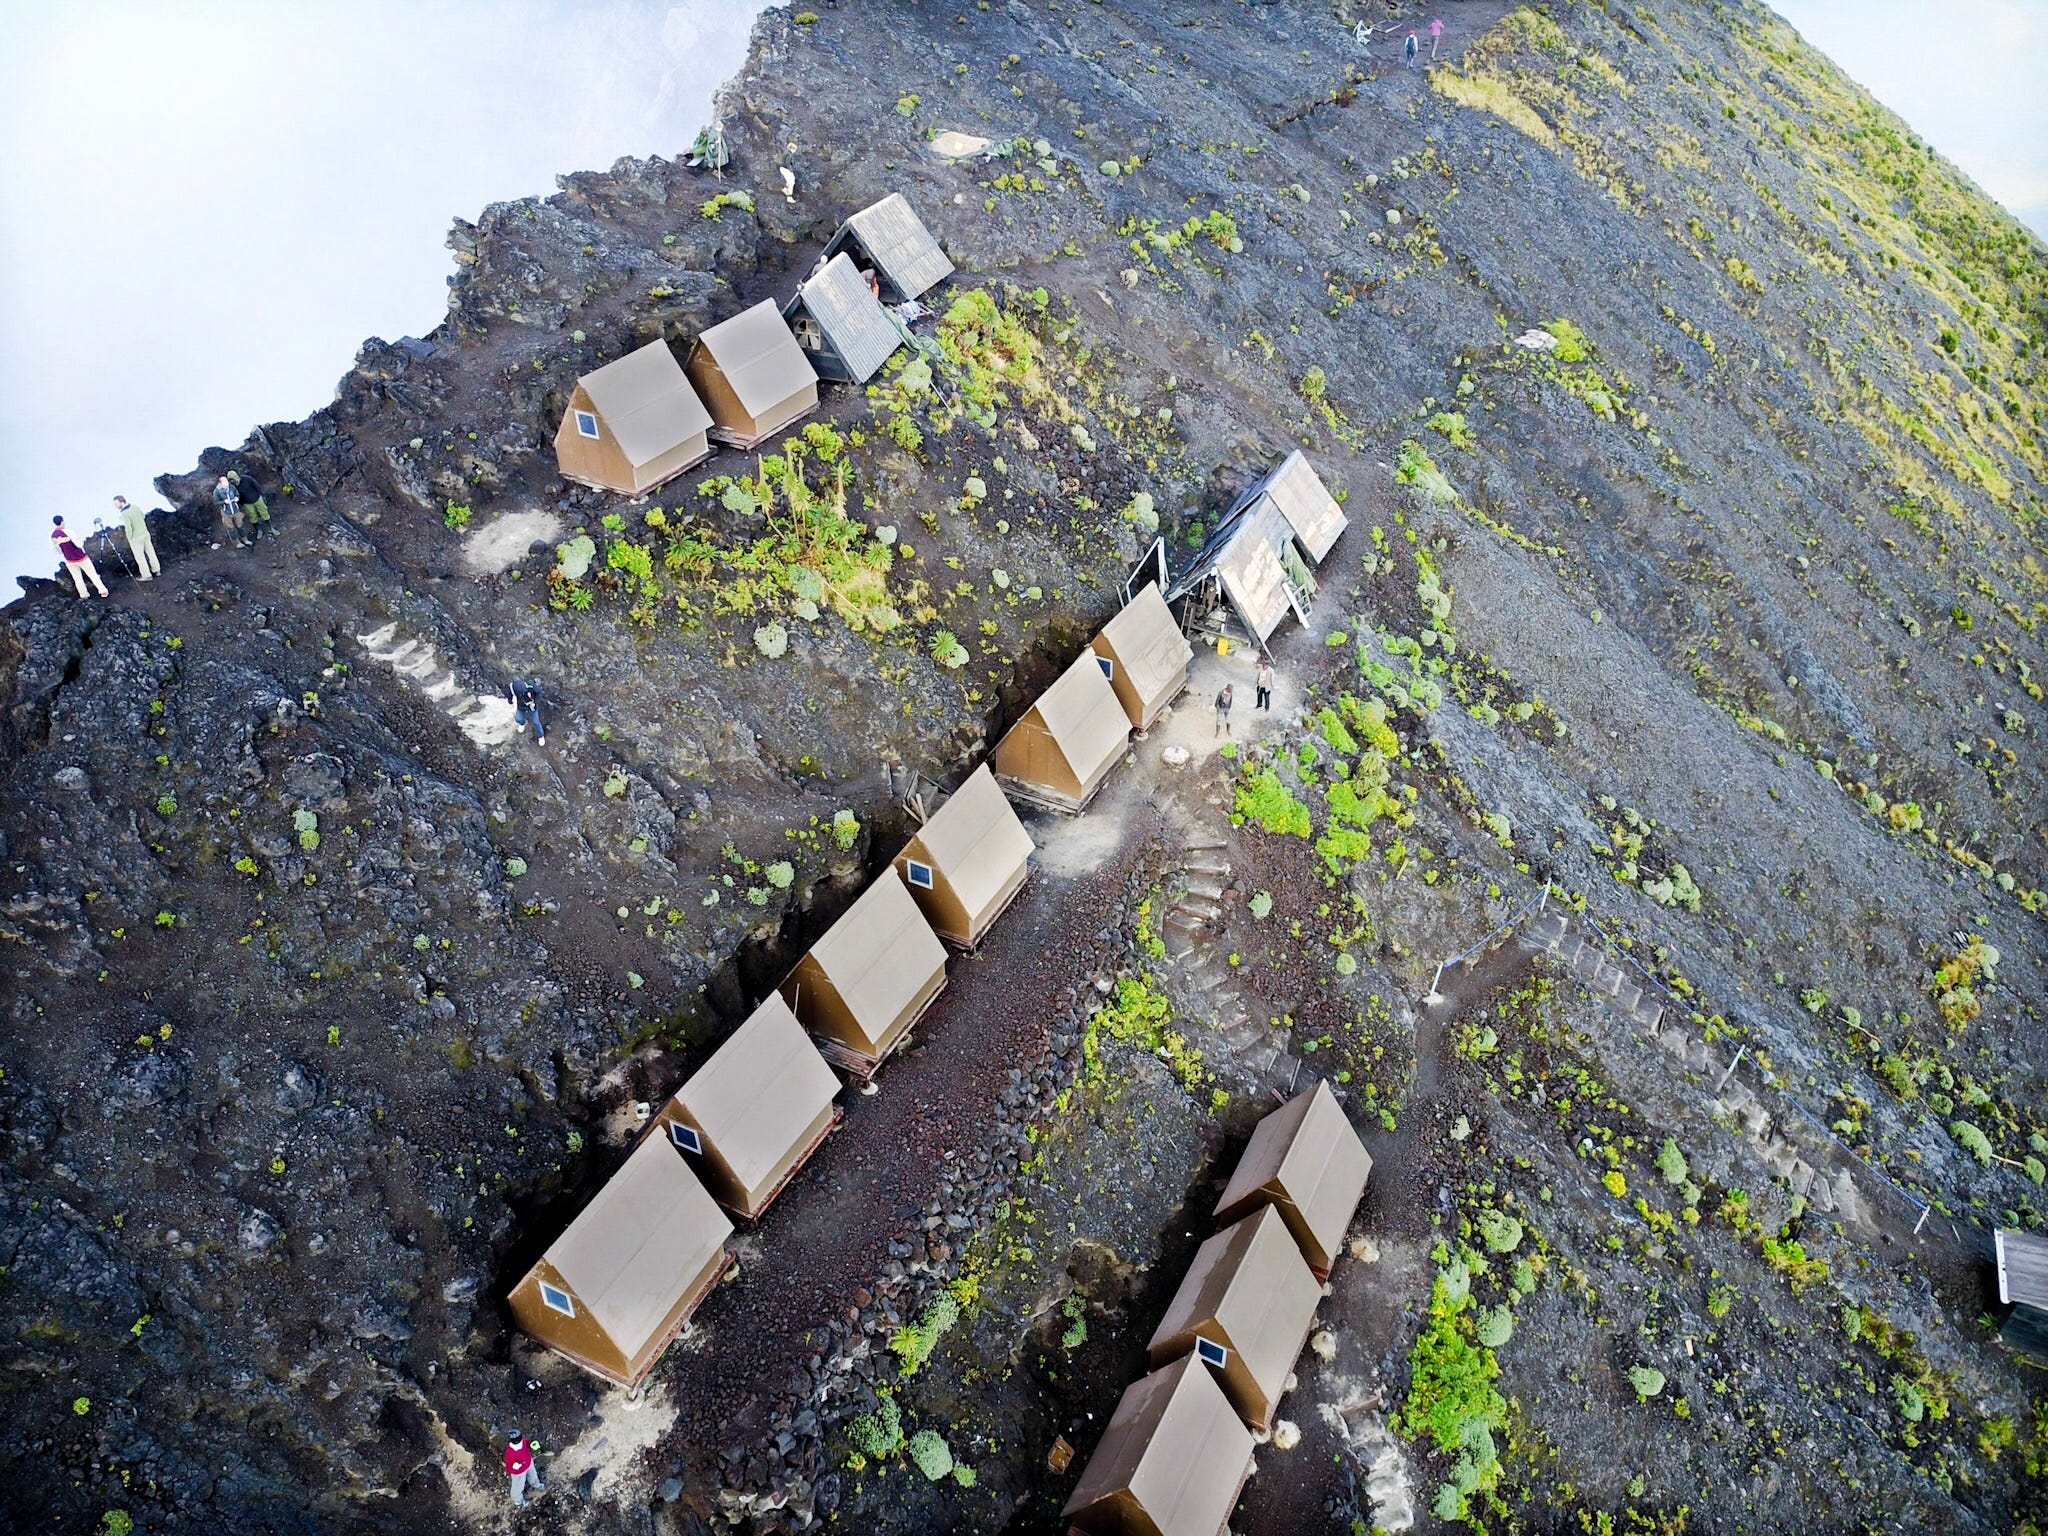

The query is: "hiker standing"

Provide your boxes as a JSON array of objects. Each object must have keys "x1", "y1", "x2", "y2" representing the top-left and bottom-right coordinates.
[
  {"x1": 1429, "y1": 18, "x2": 1445, "y2": 59},
  {"x1": 113, "y1": 496, "x2": 162, "y2": 581},
  {"x1": 51, "y1": 516, "x2": 109, "y2": 600},
  {"x1": 503, "y1": 1433, "x2": 545, "y2": 1507},
  {"x1": 1214, "y1": 683, "x2": 1234, "y2": 738},
  {"x1": 230, "y1": 469, "x2": 272, "y2": 538},
  {"x1": 213, "y1": 475, "x2": 251, "y2": 548},
  {"x1": 507, "y1": 678, "x2": 546, "y2": 746},
  {"x1": 1255, "y1": 658, "x2": 1275, "y2": 712},
  {"x1": 1404, "y1": 30, "x2": 1419, "y2": 67}
]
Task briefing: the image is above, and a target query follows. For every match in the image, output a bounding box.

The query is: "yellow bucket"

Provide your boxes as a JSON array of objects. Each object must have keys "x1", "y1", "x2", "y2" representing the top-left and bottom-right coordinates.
[{"x1": 1216, "y1": 637, "x2": 1231, "y2": 656}]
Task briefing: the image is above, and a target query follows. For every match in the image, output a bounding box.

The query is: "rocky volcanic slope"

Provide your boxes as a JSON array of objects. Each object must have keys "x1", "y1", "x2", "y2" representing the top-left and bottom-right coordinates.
[{"x1": 1, "y1": 3, "x2": 2043, "y2": 1534}]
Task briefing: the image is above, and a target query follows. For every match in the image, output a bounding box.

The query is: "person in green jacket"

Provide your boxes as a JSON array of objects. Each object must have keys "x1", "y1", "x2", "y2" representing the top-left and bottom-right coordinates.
[
  {"x1": 229, "y1": 469, "x2": 271, "y2": 536},
  {"x1": 112, "y1": 496, "x2": 162, "y2": 580}
]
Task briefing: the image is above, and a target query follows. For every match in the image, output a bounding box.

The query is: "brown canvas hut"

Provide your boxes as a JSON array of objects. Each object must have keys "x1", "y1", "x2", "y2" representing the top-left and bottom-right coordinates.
[
  {"x1": 781, "y1": 871, "x2": 948, "y2": 1077},
  {"x1": 1061, "y1": 1354, "x2": 1256, "y2": 1536},
  {"x1": 821, "y1": 192, "x2": 954, "y2": 303},
  {"x1": 1090, "y1": 584, "x2": 1194, "y2": 732},
  {"x1": 554, "y1": 339, "x2": 714, "y2": 495},
  {"x1": 894, "y1": 764, "x2": 1034, "y2": 949},
  {"x1": 993, "y1": 650, "x2": 1131, "y2": 813},
  {"x1": 1146, "y1": 1205, "x2": 1322, "y2": 1432},
  {"x1": 783, "y1": 253, "x2": 904, "y2": 384},
  {"x1": 685, "y1": 300, "x2": 820, "y2": 449},
  {"x1": 1212, "y1": 1079, "x2": 1371, "y2": 1279},
  {"x1": 647, "y1": 993, "x2": 842, "y2": 1219},
  {"x1": 507, "y1": 1135, "x2": 734, "y2": 1387}
]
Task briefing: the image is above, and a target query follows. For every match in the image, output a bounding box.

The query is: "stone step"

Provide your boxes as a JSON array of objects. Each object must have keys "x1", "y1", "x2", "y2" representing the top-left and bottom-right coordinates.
[
  {"x1": 422, "y1": 673, "x2": 462, "y2": 702},
  {"x1": 1176, "y1": 897, "x2": 1224, "y2": 923},
  {"x1": 1184, "y1": 878, "x2": 1227, "y2": 902},
  {"x1": 1788, "y1": 1160, "x2": 1817, "y2": 1199},
  {"x1": 1635, "y1": 999, "x2": 1665, "y2": 1032},
  {"x1": 1527, "y1": 912, "x2": 1568, "y2": 952},
  {"x1": 1611, "y1": 980, "x2": 1641, "y2": 1015},
  {"x1": 357, "y1": 622, "x2": 400, "y2": 650}
]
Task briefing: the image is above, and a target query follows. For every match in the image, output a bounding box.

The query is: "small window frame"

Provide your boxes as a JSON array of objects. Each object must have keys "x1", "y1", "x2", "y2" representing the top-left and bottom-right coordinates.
[
  {"x1": 1096, "y1": 654, "x2": 1116, "y2": 681},
  {"x1": 668, "y1": 1120, "x2": 704, "y2": 1155},
  {"x1": 573, "y1": 409, "x2": 600, "y2": 440},
  {"x1": 904, "y1": 859, "x2": 935, "y2": 891},
  {"x1": 539, "y1": 1281, "x2": 576, "y2": 1318},
  {"x1": 1196, "y1": 1336, "x2": 1230, "y2": 1369}
]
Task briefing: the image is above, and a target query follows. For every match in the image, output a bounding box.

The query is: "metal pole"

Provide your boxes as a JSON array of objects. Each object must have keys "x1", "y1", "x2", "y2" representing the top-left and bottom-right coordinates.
[
  {"x1": 1424, "y1": 961, "x2": 1445, "y2": 1005},
  {"x1": 1912, "y1": 1204, "x2": 1930, "y2": 1237},
  {"x1": 1712, "y1": 1044, "x2": 1747, "y2": 1095}
]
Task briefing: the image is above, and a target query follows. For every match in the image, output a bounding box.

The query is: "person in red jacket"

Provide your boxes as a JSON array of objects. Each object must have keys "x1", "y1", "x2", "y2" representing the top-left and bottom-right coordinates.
[
  {"x1": 51, "y1": 516, "x2": 109, "y2": 600},
  {"x1": 504, "y1": 1432, "x2": 545, "y2": 1507}
]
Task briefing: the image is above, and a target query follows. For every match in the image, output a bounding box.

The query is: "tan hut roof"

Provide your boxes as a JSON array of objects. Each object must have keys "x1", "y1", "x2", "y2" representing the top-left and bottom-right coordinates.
[
  {"x1": 1213, "y1": 1079, "x2": 1370, "y2": 1272},
  {"x1": 913, "y1": 764, "x2": 1033, "y2": 919},
  {"x1": 1998, "y1": 1229, "x2": 2048, "y2": 1309},
  {"x1": 1062, "y1": 1355, "x2": 1256, "y2": 1536},
  {"x1": 1148, "y1": 1205, "x2": 1322, "y2": 1410},
  {"x1": 695, "y1": 301, "x2": 820, "y2": 418},
  {"x1": 785, "y1": 253, "x2": 903, "y2": 382},
  {"x1": 802, "y1": 872, "x2": 947, "y2": 1042},
  {"x1": 835, "y1": 192, "x2": 954, "y2": 300},
  {"x1": 545, "y1": 1135, "x2": 732, "y2": 1353},
  {"x1": 577, "y1": 340, "x2": 713, "y2": 466},
  {"x1": 1036, "y1": 651, "x2": 1132, "y2": 783},
  {"x1": 670, "y1": 994, "x2": 839, "y2": 1196},
  {"x1": 1253, "y1": 451, "x2": 1348, "y2": 564},
  {"x1": 1215, "y1": 507, "x2": 1294, "y2": 643},
  {"x1": 1096, "y1": 584, "x2": 1193, "y2": 701}
]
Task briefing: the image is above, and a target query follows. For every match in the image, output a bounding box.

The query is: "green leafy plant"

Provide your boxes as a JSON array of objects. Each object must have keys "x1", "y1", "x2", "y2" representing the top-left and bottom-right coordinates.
[
  {"x1": 442, "y1": 502, "x2": 473, "y2": 531},
  {"x1": 1234, "y1": 768, "x2": 1311, "y2": 837},
  {"x1": 1060, "y1": 1292, "x2": 1089, "y2": 1350},
  {"x1": 699, "y1": 189, "x2": 755, "y2": 220},
  {"x1": 890, "y1": 1293, "x2": 960, "y2": 1376},
  {"x1": 831, "y1": 810, "x2": 860, "y2": 850},
  {"x1": 847, "y1": 1394, "x2": 905, "y2": 1458},
  {"x1": 155, "y1": 794, "x2": 177, "y2": 816},
  {"x1": 293, "y1": 808, "x2": 319, "y2": 852},
  {"x1": 1628, "y1": 1365, "x2": 1666, "y2": 1400},
  {"x1": 908, "y1": 1430, "x2": 954, "y2": 1480}
]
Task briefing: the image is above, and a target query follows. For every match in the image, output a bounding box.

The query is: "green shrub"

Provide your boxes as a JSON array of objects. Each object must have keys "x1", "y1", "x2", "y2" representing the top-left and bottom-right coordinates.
[
  {"x1": 831, "y1": 810, "x2": 860, "y2": 850},
  {"x1": 1628, "y1": 1365, "x2": 1666, "y2": 1400},
  {"x1": 754, "y1": 622, "x2": 789, "y2": 659},
  {"x1": 890, "y1": 1294, "x2": 960, "y2": 1375},
  {"x1": 764, "y1": 861, "x2": 795, "y2": 890},
  {"x1": 1950, "y1": 1119, "x2": 1995, "y2": 1165},
  {"x1": 443, "y1": 502, "x2": 472, "y2": 531},
  {"x1": 847, "y1": 1395, "x2": 904, "y2": 1457},
  {"x1": 1473, "y1": 1306, "x2": 1514, "y2": 1347},
  {"x1": 1655, "y1": 1138, "x2": 1689, "y2": 1186},
  {"x1": 1234, "y1": 768, "x2": 1311, "y2": 837},
  {"x1": 908, "y1": 1431, "x2": 954, "y2": 1481},
  {"x1": 1476, "y1": 1210, "x2": 1523, "y2": 1253}
]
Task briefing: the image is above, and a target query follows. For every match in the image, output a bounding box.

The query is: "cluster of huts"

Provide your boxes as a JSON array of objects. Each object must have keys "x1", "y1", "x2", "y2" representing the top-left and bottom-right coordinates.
[
  {"x1": 1063, "y1": 1080, "x2": 1373, "y2": 1536},
  {"x1": 507, "y1": 581, "x2": 1197, "y2": 1386},
  {"x1": 553, "y1": 192, "x2": 954, "y2": 495}
]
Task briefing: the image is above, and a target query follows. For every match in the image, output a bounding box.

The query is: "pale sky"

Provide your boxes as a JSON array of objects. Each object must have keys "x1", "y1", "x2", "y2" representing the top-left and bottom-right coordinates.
[
  {"x1": 0, "y1": 2, "x2": 2040, "y2": 587},
  {"x1": 0, "y1": 1, "x2": 764, "y2": 585},
  {"x1": 1774, "y1": 0, "x2": 2048, "y2": 237}
]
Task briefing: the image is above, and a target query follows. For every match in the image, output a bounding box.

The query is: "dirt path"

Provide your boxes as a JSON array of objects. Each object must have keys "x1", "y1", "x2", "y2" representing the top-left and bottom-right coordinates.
[{"x1": 617, "y1": 791, "x2": 1167, "y2": 1497}]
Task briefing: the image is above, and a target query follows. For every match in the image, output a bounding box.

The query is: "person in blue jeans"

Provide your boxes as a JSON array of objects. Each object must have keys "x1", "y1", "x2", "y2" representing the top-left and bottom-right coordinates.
[{"x1": 507, "y1": 678, "x2": 546, "y2": 746}]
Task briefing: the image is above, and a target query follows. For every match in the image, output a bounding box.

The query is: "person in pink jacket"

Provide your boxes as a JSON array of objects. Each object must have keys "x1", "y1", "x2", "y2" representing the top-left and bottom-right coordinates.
[{"x1": 51, "y1": 516, "x2": 109, "y2": 600}]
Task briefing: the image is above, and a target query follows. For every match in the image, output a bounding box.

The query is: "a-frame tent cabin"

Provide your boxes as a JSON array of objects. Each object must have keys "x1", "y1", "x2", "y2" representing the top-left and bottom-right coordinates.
[
  {"x1": 893, "y1": 763, "x2": 1034, "y2": 949},
  {"x1": 783, "y1": 253, "x2": 905, "y2": 384},
  {"x1": 554, "y1": 339, "x2": 714, "y2": 495},
  {"x1": 1146, "y1": 1204, "x2": 1323, "y2": 1432},
  {"x1": 1090, "y1": 583, "x2": 1194, "y2": 732},
  {"x1": 647, "y1": 993, "x2": 843, "y2": 1219},
  {"x1": 1212, "y1": 1079, "x2": 1371, "y2": 1279},
  {"x1": 821, "y1": 192, "x2": 954, "y2": 303},
  {"x1": 1229, "y1": 450, "x2": 1348, "y2": 564},
  {"x1": 507, "y1": 1135, "x2": 734, "y2": 1388},
  {"x1": 1060, "y1": 1354, "x2": 1256, "y2": 1536},
  {"x1": 686, "y1": 300, "x2": 821, "y2": 449},
  {"x1": 781, "y1": 870, "x2": 949, "y2": 1078},
  {"x1": 993, "y1": 649, "x2": 1132, "y2": 814}
]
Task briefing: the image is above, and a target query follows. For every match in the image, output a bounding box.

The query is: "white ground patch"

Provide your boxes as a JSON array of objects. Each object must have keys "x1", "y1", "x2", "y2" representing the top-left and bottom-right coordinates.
[
  {"x1": 356, "y1": 621, "x2": 521, "y2": 749},
  {"x1": 461, "y1": 509, "x2": 563, "y2": 577},
  {"x1": 1317, "y1": 1377, "x2": 1418, "y2": 1532},
  {"x1": 542, "y1": 1377, "x2": 680, "y2": 1509}
]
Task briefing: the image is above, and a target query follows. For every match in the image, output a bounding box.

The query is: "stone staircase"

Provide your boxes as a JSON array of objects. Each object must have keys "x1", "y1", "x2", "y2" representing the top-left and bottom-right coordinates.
[
  {"x1": 1523, "y1": 910, "x2": 1664, "y2": 1033},
  {"x1": 1523, "y1": 910, "x2": 1864, "y2": 1220},
  {"x1": 1151, "y1": 825, "x2": 1301, "y2": 1088},
  {"x1": 355, "y1": 621, "x2": 521, "y2": 750}
]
